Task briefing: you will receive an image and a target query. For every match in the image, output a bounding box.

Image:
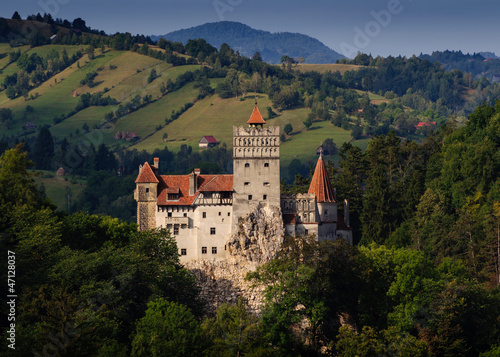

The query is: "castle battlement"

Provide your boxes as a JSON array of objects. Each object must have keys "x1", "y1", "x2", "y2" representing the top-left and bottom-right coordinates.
[{"x1": 233, "y1": 125, "x2": 280, "y2": 137}]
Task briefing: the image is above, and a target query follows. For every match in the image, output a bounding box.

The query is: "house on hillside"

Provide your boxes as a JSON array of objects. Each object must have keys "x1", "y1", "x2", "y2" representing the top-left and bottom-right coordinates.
[{"x1": 199, "y1": 136, "x2": 218, "y2": 148}]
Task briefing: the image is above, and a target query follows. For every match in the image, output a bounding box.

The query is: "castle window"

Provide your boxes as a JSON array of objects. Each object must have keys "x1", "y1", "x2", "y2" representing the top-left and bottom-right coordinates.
[
  {"x1": 228, "y1": 212, "x2": 230, "y2": 216},
  {"x1": 202, "y1": 247, "x2": 207, "y2": 254},
  {"x1": 263, "y1": 194, "x2": 267, "y2": 200},
  {"x1": 324, "y1": 210, "x2": 328, "y2": 215},
  {"x1": 305, "y1": 229, "x2": 309, "y2": 236},
  {"x1": 168, "y1": 212, "x2": 172, "y2": 217},
  {"x1": 203, "y1": 212, "x2": 206, "y2": 218},
  {"x1": 146, "y1": 188, "x2": 149, "y2": 193},
  {"x1": 245, "y1": 163, "x2": 250, "y2": 168},
  {"x1": 181, "y1": 249, "x2": 187, "y2": 255},
  {"x1": 264, "y1": 163, "x2": 269, "y2": 167},
  {"x1": 218, "y1": 212, "x2": 221, "y2": 216},
  {"x1": 264, "y1": 182, "x2": 270, "y2": 187},
  {"x1": 166, "y1": 224, "x2": 173, "y2": 229},
  {"x1": 183, "y1": 213, "x2": 187, "y2": 217},
  {"x1": 248, "y1": 195, "x2": 252, "y2": 200},
  {"x1": 181, "y1": 224, "x2": 187, "y2": 229},
  {"x1": 244, "y1": 182, "x2": 250, "y2": 186},
  {"x1": 210, "y1": 227, "x2": 216, "y2": 235},
  {"x1": 173, "y1": 225, "x2": 179, "y2": 235},
  {"x1": 212, "y1": 247, "x2": 217, "y2": 254}
]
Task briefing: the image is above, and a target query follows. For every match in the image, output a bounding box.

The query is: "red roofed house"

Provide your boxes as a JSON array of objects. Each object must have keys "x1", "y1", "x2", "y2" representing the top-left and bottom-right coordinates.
[
  {"x1": 198, "y1": 135, "x2": 218, "y2": 148},
  {"x1": 135, "y1": 104, "x2": 352, "y2": 262}
]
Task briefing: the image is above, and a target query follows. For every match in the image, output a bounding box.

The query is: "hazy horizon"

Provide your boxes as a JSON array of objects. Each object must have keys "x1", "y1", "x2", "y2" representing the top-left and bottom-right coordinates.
[{"x1": 3, "y1": 0, "x2": 499, "y2": 58}]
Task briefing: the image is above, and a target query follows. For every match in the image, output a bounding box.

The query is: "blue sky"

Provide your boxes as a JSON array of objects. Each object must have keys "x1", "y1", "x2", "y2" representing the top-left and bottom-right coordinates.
[{"x1": 3, "y1": 0, "x2": 499, "y2": 58}]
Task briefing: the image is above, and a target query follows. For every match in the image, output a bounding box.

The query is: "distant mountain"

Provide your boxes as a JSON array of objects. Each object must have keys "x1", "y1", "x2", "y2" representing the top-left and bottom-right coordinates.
[{"x1": 153, "y1": 21, "x2": 345, "y2": 64}]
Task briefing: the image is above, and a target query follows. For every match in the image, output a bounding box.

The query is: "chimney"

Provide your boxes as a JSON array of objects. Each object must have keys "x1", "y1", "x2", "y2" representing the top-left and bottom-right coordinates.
[
  {"x1": 344, "y1": 199, "x2": 350, "y2": 227},
  {"x1": 153, "y1": 157, "x2": 159, "y2": 170},
  {"x1": 189, "y1": 169, "x2": 199, "y2": 196}
]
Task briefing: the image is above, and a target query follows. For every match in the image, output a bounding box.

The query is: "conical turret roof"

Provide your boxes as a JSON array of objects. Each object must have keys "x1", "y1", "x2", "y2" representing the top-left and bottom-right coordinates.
[
  {"x1": 135, "y1": 162, "x2": 159, "y2": 183},
  {"x1": 308, "y1": 154, "x2": 335, "y2": 203},
  {"x1": 247, "y1": 102, "x2": 266, "y2": 125}
]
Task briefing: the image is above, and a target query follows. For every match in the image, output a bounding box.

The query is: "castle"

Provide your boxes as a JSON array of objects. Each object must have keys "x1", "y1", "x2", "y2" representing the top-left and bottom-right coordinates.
[{"x1": 134, "y1": 103, "x2": 352, "y2": 261}]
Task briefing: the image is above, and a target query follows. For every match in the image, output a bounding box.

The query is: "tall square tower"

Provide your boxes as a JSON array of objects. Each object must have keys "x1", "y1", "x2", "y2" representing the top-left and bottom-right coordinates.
[{"x1": 231, "y1": 103, "x2": 280, "y2": 231}]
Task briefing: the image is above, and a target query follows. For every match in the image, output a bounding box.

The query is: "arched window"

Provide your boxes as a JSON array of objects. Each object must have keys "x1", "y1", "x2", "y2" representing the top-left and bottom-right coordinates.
[
  {"x1": 245, "y1": 163, "x2": 250, "y2": 168},
  {"x1": 264, "y1": 162, "x2": 269, "y2": 168}
]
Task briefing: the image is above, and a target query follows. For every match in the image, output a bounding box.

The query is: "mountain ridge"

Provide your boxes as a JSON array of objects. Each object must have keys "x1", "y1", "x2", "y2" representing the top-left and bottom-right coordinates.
[{"x1": 153, "y1": 21, "x2": 345, "y2": 64}]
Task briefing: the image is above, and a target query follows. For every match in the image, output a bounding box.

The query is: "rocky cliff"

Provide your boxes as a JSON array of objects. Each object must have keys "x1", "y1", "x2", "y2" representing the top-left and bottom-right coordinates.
[{"x1": 185, "y1": 204, "x2": 284, "y2": 315}]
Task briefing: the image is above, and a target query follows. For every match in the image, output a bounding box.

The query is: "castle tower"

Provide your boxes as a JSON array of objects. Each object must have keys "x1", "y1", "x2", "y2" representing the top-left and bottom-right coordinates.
[
  {"x1": 308, "y1": 153, "x2": 337, "y2": 223},
  {"x1": 134, "y1": 161, "x2": 159, "y2": 230},
  {"x1": 232, "y1": 102, "x2": 280, "y2": 231}
]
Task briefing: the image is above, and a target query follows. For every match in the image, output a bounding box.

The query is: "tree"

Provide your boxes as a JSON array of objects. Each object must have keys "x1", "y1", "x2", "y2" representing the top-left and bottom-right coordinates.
[
  {"x1": 303, "y1": 117, "x2": 312, "y2": 130},
  {"x1": 252, "y1": 51, "x2": 263, "y2": 61},
  {"x1": 12, "y1": 11, "x2": 21, "y2": 20},
  {"x1": 202, "y1": 299, "x2": 271, "y2": 356},
  {"x1": 131, "y1": 299, "x2": 205, "y2": 357},
  {"x1": 33, "y1": 127, "x2": 54, "y2": 170},
  {"x1": 147, "y1": 68, "x2": 157, "y2": 83},
  {"x1": 321, "y1": 138, "x2": 337, "y2": 156},
  {"x1": 284, "y1": 123, "x2": 293, "y2": 135},
  {"x1": 72, "y1": 17, "x2": 87, "y2": 31}
]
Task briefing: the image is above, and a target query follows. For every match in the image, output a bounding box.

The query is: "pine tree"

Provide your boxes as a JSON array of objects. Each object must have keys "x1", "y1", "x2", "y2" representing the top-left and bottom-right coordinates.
[{"x1": 33, "y1": 127, "x2": 54, "y2": 170}]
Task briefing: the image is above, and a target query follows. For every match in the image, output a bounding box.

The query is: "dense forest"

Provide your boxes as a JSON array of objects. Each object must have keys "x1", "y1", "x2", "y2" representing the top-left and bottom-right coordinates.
[{"x1": 1, "y1": 101, "x2": 500, "y2": 356}]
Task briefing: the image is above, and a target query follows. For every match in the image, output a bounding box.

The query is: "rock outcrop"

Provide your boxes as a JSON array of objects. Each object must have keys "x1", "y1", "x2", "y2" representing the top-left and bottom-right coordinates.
[{"x1": 185, "y1": 204, "x2": 284, "y2": 315}]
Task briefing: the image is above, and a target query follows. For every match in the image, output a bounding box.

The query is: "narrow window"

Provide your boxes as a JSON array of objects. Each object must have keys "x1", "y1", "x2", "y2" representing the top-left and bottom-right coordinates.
[
  {"x1": 181, "y1": 249, "x2": 187, "y2": 255},
  {"x1": 210, "y1": 227, "x2": 216, "y2": 235},
  {"x1": 304, "y1": 229, "x2": 309, "y2": 236},
  {"x1": 202, "y1": 247, "x2": 207, "y2": 254},
  {"x1": 245, "y1": 163, "x2": 250, "y2": 168},
  {"x1": 145, "y1": 188, "x2": 149, "y2": 193},
  {"x1": 218, "y1": 212, "x2": 221, "y2": 216},
  {"x1": 227, "y1": 212, "x2": 230, "y2": 216},
  {"x1": 202, "y1": 212, "x2": 206, "y2": 218},
  {"x1": 183, "y1": 213, "x2": 187, "y2": 217},
  {"x1": 324, "y1": 210, "x2": 328, "y2": 215},
  {"x1": 264, "y1": 163, "x2": 269, "y2": 167},
  {"x1": 263, "y1": 194, "x2": 267, "y2": 200},
  {"x1": 212, "y1": 247, "x2": 217, "y2": 254},
  {"x1": 248, "y1": 195, "x2": 252, "y2": 200}
]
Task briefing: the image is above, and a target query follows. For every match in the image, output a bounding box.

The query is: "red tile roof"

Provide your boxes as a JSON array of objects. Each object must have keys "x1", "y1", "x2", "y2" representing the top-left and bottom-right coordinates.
[
  {"x1": 135, "y1": 162, "x2": 159, "y2": 183},
  {"x1": 157, "y1": 174, "x2": 233, "y2": 206},
  {"x1": 416, "y1": 121, "x2": 436, "y2": 127},
  {"x1": 247, "y1": 105, "x2": 266, "y2": 125},
  {"x1": 308, "y1": 155, "x2": 336, "y2": 203},
  {"x1": 199, "y1": 135, "x2": 218, "y2": 143},
  {"x1": 198, "y1": 175, "x2": 233, "y2": 192}
]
